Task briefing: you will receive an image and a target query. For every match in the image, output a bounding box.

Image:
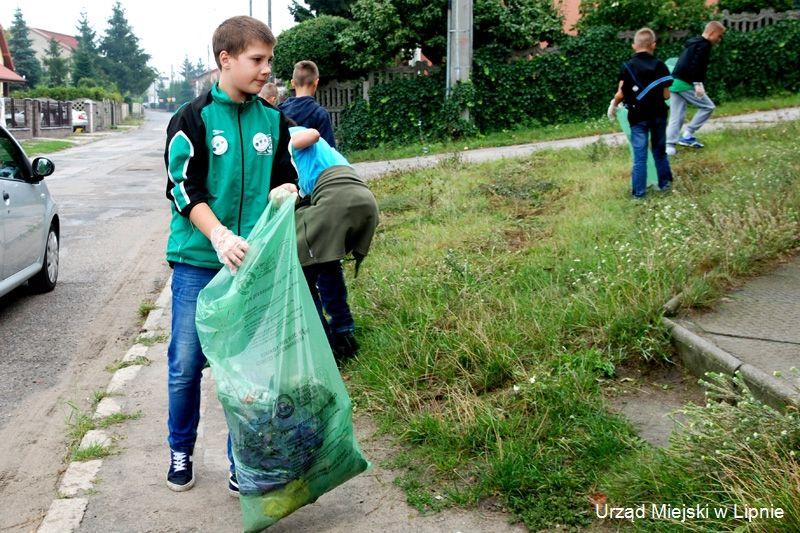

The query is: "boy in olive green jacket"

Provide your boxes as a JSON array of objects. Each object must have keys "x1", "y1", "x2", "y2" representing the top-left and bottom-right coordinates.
[{"x1": 278, "y1": 125, "x2": 378, "y2": 362}]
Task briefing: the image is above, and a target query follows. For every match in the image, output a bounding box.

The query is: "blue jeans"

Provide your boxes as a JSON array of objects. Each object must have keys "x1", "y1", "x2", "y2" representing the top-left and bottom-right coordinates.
[
  {"x1": 167, "y1": 263, "x2": 235, "y2": 472},
  {"x1": 303, "y1": 261, "x2": 355, "y2": 338},
  {"x1": 630, "y1": 117, "x2": 672, "y2": 198}
]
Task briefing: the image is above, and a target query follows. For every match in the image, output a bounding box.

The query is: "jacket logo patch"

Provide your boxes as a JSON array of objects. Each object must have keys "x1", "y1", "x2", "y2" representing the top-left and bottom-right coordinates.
[
  {"x1": 211, "y1": 135, "x2": 228, "y2": 156},
  {"x1": 253, "y1": 132, "x2": 273, "y2": 155}
]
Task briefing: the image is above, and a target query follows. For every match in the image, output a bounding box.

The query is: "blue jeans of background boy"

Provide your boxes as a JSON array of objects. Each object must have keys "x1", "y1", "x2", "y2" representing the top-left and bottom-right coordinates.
[
  {"x1": 303, "y1": 260, "x2": 355, "y2": 339},
  {"x1": 630, "y1": 117, "x2": 672, "y2": 198},
  {"x1": 167, "y1": 262, "x2": 235, "y2": 473},
  {"x1": 667, "y1": 90, "x2": 715, "y2": 147}
]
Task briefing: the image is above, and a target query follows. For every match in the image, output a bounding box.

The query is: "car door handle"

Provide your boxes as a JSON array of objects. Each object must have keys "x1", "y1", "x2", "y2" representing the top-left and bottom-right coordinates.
[{"x1": 2, "y1": 191, "x2": 8, "y2": 201}]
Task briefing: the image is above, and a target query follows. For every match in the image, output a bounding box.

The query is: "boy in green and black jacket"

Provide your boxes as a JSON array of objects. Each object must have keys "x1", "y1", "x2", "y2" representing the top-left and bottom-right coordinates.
[{"x1": 163, "y1": 16, "x2": 297, "y2": 495}]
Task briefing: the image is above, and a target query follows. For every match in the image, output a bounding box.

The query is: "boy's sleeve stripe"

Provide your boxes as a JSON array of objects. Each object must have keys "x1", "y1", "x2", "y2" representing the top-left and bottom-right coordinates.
[
  {"x1": 167, "y1": 131, "x2": 194, "y2": 211},
  {"x1": 167, "y1": 130, "x2": 194, "y2": 184}
]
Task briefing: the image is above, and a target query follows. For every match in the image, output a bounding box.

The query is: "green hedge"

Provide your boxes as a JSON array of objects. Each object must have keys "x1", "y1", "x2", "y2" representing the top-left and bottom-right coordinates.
[
  {"x1": 12, "y1": 85, "x2": 124, "y2": 103},
  {"x1": 708, "y1": 20, "x2": 800, "y2": 100},
  {"x1": 338, "y1": 21, "x2": 800, "y2": 151},
  {"x1": 337, "y1": 74, "x2": 477, "y2": 152}
]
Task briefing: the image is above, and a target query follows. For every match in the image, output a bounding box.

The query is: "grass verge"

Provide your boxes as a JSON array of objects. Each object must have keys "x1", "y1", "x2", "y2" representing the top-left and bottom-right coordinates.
[
  {"x1": 20, "y1": 138, "x2": 74, "y2": 156},
  {"x1": 345, "y1": 121, "x2": 800, "y2": 529},
  {"x1": 344, "y1": 92, "x2": 800, "y2": 163},
  {"x1": 601, "y1": 372, "x2": 800, "y2": 532}
]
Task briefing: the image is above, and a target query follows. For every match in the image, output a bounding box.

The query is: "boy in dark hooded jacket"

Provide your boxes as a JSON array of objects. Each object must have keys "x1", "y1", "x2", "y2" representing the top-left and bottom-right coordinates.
[
  {"x1": 279, "y1": 61, "x2": 337, "y2": 148},
  {"x1": 666, "y1": 21, "x2": 726, "y2": 154}
]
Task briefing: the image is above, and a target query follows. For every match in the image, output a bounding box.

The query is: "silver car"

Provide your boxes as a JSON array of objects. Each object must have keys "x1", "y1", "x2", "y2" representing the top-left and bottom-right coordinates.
[{"x1": 0, "y1": 124, "x2": 59, "y2": 298}]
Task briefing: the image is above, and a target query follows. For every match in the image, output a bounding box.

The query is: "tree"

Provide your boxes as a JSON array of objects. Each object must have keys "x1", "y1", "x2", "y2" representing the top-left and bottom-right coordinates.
[
  {"x1": 578, "y1": 0, "x2": 712, "y2": 33},
  {"x1": 72, "y1": 11, "x2": 100, "y2": 85},
  {"x1": 274, "y1": 16, "x2": 357, "y2": 80},
  {"x1": 289, "y1": 0, "x2": 355, "y2": 22},
  {"x1": 98, "y1": 2, "x2": 156, "y2": 96},
  {"x1": 337, "y1": 0, "x2": 563, "y2": 71},
  {"x1": 8, "y1": 8, "x2": 43, "y2": 88},
  {"x1": 43, "y1": 39, "x2": 69, "y2": 86},
  {"x1": 178, "y1": 56, "x2": 196, "y2": 103}
]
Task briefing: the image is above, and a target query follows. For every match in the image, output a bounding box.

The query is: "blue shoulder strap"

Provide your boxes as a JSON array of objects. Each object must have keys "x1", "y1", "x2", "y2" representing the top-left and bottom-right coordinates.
[
  {"x1": 623, "y1": 63, "x2": 641, "y2": 88},
  {"x1": 636, "y1": 75, "x2": 673, "y2": 101}
]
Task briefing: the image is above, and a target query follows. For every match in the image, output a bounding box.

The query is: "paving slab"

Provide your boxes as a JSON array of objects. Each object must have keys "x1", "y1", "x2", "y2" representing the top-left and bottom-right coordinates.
[{"x1": 677, "y1": 257, "x2": 800, "y2": 395}]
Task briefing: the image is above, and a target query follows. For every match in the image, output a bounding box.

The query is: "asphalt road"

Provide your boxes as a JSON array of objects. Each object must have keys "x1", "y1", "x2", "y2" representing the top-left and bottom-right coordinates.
[{"x1": 0, "y1": 111, "x2": 172, "y2": 530}]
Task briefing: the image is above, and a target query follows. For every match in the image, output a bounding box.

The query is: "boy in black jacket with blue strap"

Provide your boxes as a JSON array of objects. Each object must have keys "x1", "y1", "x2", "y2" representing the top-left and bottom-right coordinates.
[{"x1": 608, "y1": 28, "x2": 673, "y2": 199}]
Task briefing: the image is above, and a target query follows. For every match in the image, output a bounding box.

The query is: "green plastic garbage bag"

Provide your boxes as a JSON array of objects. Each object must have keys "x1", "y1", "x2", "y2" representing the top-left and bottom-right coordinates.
[
  {"x1": 195, "y1": 195, "x2": 370, "y2": 532},
  {"x1": 615, "y1": 56, "x2": 678, "y2": 189}
]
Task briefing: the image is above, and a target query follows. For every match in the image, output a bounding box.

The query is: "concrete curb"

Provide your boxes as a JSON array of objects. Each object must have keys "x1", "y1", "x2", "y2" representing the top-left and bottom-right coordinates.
[
  {"x1": 37, "y1": 275, "x2": 172, "y2": 533},
  {"x1": 663, "y1": 316, "x2": 800, "y2": 409}
]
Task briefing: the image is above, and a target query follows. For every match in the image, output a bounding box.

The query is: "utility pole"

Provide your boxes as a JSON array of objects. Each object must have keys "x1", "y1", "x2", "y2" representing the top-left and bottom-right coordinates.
[
  {"x1": 268, "y1": 0, "x2": 272, "y2": 28},
  {"x1": 249, "y1": 0, "x2": 253, "y2": 16},
  {"x1": 445, "y1": 0, "x2": 473, "y2": 98}
]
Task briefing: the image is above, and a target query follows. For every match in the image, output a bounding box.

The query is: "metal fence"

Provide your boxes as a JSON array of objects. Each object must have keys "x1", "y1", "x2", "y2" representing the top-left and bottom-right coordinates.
[
  {"x1": 39, "y1": 100, "x2": 70, "y2": 128},
  {"x1": 316, "y1": 64, "x2": 441, "y2": 128},
  {"x1": 3, "y1": 98, "x2": 26, "y2": 129},
  {"x1": 721, "y1": 8, "x2": 800, "y2": 32}
]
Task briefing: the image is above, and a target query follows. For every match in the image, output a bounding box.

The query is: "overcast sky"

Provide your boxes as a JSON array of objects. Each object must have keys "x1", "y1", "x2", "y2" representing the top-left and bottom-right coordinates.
[{"x1": 2, "y1": 0, "x2": 298, "y2": 78}]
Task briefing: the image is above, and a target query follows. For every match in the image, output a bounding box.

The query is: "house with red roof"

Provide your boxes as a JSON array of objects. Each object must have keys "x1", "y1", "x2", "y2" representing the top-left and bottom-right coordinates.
[
  {"x1": 28, "y1": 27, "x2": 78, "y2": 65},
  {"x1": 0, "y1": 24, "x2": 26, "y2": 97}
]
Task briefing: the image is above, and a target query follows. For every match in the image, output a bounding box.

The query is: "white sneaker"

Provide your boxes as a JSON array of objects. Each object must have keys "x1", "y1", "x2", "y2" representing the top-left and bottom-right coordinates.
[{"x1": 666, "y1": 145, "x2": 676, "y2": 156}]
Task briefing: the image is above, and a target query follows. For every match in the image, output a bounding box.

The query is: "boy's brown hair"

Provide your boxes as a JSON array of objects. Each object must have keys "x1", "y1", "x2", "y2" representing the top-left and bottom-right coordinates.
[
  {"x1": 212, "y1": 16, "x2": 275, "y2": 69},
  {"x1": 292, "y1": 60, "x2": 319, "y2": 88}
]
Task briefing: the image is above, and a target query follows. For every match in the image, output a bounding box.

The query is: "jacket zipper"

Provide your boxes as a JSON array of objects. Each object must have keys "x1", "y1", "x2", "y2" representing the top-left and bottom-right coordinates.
[{"x1": 237, "y1": 104, "x2": 244, "y2": 235}]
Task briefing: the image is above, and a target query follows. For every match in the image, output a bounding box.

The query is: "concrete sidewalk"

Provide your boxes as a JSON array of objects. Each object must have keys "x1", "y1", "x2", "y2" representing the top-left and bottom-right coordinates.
[
  {"x1": 75, "y1": 290, "x2": 524, "y2": 532},
  {"x1": 352, "y1": 107, "x2": 800, "y2": 179},
  {"x1": 668, "y1": 256, "x2": 800, "y2": 408}
]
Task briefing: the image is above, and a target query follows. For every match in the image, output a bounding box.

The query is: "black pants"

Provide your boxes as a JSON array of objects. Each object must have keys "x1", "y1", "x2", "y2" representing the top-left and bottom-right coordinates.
[{"x1": 303, "y1": 261, "x2": 355, "y2": 339}]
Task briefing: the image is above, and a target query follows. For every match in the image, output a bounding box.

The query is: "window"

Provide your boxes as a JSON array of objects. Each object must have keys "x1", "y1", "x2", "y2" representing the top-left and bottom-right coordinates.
[{"x1": 0, "y1": 137, "x2": 23, "y2": 180}]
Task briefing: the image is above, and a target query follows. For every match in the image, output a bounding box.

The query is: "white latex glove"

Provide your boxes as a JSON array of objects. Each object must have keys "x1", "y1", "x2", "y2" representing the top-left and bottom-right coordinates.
[
  {"x1": 269, "y1": 183, "x2": 298, "y2": 206},
  {"x1": 694, "y1": 82, "x2": 706, "y2": 98},
  {"x1": 607, "y1": 98, "x2": 618, "y2": 121},
  {"x1": 210, "y1": 224, "x2": 249, "y2": 274}
]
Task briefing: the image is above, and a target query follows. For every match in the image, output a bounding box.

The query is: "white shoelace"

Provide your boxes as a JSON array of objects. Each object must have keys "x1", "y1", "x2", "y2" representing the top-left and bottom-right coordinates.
[{"x1": 171, "y1": 451, "x2": 189, "y2": 472}]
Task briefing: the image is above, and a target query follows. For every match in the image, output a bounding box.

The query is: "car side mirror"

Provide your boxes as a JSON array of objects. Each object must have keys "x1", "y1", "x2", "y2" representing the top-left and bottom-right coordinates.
[{"x1": 32, "y1": 157, "x2": 55, "y2": 179}]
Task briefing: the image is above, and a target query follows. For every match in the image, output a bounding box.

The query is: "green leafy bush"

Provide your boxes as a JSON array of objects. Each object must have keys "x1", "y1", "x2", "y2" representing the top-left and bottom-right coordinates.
[
  {"x1": 337, "y1": 74, "x2": 477, "y2": 152},
  {"x1": 13, "y1": 84, "x2": 124, "y2": 102},
  {"x1": 273, "y1": 16, "x2": 358, "y2": 81},
  {"x1": 578, "y1": 0, "x2": 712, "y2": 33},
  {"x1": 708, "y1": 20, "x2": 800, "y2": 100}
]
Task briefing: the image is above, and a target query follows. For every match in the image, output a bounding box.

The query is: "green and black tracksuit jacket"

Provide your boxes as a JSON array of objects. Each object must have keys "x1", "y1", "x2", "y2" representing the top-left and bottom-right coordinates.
[{"x1": 164, "y1": 83, "x2": 298, "y2": 269}]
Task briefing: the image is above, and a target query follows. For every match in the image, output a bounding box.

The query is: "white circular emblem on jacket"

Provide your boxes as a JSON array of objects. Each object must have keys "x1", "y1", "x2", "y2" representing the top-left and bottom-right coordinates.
[
  {"x1": 253, "y1": 132, "x2": 272, "y2": 154},
  {"x1": 211, "y1": 135, "x2": 228, "y2": 155}
]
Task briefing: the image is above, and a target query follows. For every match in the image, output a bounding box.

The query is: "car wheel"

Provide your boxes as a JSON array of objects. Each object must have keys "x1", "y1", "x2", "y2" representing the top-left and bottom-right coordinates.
[{"x1": 29, "y1": 226, "x2": 59, "y2": 293}]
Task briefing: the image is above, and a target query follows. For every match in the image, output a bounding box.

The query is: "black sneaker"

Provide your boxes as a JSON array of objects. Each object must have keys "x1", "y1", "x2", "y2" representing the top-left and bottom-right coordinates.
[
  {"x1": 228, "y1": 471, "x2": 240, "y2": 497},
  {"x1": 332, "y1": 331, "x2": 359, "y2": 362},
  {"x1": 166, "y1": 449, "x2": 195, "y2": 492}
]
